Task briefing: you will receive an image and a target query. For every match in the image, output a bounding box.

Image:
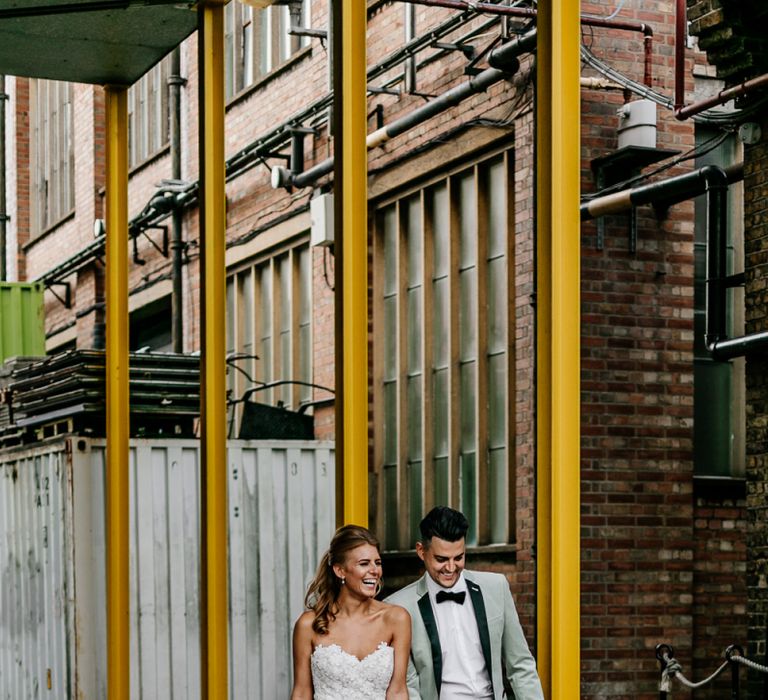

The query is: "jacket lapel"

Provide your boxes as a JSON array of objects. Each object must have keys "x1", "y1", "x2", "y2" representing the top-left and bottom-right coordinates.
[
  {"x1": 417, "y1": 590, "x2": 443, "y2": 696},
  {"x1": 467, "y1": 578, "x2": 494, "y2": 696}
]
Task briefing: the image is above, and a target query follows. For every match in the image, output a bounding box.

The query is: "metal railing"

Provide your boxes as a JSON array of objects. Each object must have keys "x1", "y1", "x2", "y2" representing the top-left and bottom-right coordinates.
[{"x1": 656, "y1": 643, "x2": 768, "y2": 698}]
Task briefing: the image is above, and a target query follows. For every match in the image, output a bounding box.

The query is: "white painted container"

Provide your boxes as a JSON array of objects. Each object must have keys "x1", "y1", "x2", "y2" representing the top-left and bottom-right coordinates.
[
  {"x1": 617, "y1": 98, "x2": 657, "y2": 150},
  {"x1": 0, "y1": 438, "x2": 335, "y2": 699}
]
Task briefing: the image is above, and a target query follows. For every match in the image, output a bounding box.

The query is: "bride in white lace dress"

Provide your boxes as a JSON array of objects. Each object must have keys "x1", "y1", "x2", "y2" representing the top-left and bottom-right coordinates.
[{"x1": 290, "y1": 525, "x2": 411, "y2": 700}]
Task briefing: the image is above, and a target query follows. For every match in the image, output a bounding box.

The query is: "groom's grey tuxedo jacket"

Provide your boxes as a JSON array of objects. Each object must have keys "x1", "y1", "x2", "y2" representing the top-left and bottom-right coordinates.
[{"x1": 386, "y1": 570, "x2": 544, "y2": 700}]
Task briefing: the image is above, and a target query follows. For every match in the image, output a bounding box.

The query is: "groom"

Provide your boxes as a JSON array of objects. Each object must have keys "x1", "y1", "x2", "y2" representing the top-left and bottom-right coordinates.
[{"x1": 386, "y1": 506, "x2": 544, "y2": 700}]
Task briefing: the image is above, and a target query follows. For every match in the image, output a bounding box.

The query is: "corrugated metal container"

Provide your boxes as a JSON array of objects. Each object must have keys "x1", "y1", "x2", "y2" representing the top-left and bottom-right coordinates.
[
  {"x1": 0, "y1": 438, "x2": 335, "y2": 699},
  {"x1": 0, "y1": 283, "x2": 45, "y2": 364}
]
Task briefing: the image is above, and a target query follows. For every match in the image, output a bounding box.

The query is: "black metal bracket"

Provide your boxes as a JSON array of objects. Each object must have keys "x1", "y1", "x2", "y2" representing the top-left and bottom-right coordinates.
[
  {"x1": 433, "y1": 40, "x2": 476, "y2": 60},
  {"x1": 131, "y1": 225, "x2": 169, "y2": 265},
  {"x1": 288, "y1": 26, "x2": 327, "y2": 40},
  {"x1": 45, "y1": 281, "x2": 71, "y2": 309},
  {"x1": 591, "y1": 146, "x2": 680, "y2": 252},
  {"x1": 368, "y1": 85, "x2": 401, "y2": 96}
]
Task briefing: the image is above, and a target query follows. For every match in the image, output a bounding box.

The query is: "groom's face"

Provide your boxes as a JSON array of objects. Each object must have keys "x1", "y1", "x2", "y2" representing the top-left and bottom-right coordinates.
[{"x1": 416, "y1": 536, "x2": 465, "y2": 589}]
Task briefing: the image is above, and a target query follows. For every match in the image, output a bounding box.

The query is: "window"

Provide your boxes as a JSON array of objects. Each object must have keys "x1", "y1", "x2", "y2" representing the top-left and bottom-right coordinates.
[
  {"x1": 373, "y1": 152, "x2": 515, "y2": 549},
  {"x1": 224, "y1": 0, "x2": 310, "y2": 99},
  {"x1": 130, "y1": 296, "x2": 172, "y2": 352},
  {"x1": 128, "y1": 57, "x2": 171, "y2": 168},
  {"x1": 30, "y1": 79, "x2": 75, "y2": 234},
  {"x1": 226, "y1": 240, "x2": 313, "y2": 420},
  {"x1": 693, "y1": 129, "x2": 745, "y2": 477}
]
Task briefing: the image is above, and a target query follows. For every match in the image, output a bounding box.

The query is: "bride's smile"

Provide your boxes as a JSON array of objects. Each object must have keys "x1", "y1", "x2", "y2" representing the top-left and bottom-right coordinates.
[{"x1": 335, "y1": 544, "x2": 382, "y2": 599}]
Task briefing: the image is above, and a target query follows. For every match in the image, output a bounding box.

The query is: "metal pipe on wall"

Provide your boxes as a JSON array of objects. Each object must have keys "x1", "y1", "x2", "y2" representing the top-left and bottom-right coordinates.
[
  {"x1": 404, "y1": 1, "x2": 417, "y2": 93},
  {"x1": 579, "y1": 162, "x2": 744, "y2": 220},
  {"x1": 286, "y1": 30, "x2": 536, "y2": 189},
  {"x1": 398, "y1": 0, "x2": 654, "y2": 86},
  {"x1": 0, "y1": 74, "x2": 6, "y2": 282},
  {"x1": 580, "y1": 161, "x2": 768, "y2": 361},
  {"x1": 169, "y1": 48, "x2": 184, "y2": 353},
  {"x1": 677, "y1": 73, "x2": 768, "y2": 120}
]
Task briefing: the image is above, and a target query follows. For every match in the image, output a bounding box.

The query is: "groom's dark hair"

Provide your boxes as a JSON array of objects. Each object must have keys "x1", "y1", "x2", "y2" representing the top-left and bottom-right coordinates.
[{"x1": 419, "y1": 506, "x2": 469, "y2": 545}]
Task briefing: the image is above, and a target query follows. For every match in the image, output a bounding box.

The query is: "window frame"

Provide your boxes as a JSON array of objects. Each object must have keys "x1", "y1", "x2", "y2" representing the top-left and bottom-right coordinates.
[
  {"x1": 127, "y1": 56, "x2": 171, "y2": 169},
  {"x1": 30, "y1": 79, "x2": 75, "y2": 236},
  {"x1": 692, "y1": 129, "x2": 745, "y2": 478},
  {"x1": 224, "y1": 0, "x2": 310, "y2": 100},
  {"x1": 226, "y1": 236, "x2": 314, "y2": 436},
  {"x1": 372, "y1": 149, "x2": 516, "y2": 550}
]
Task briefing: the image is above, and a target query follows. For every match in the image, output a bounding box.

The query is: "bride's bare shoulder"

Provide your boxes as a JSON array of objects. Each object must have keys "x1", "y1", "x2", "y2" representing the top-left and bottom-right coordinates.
[{"x1": 293, "y1": 610, "x2": 316, "y2": 634}]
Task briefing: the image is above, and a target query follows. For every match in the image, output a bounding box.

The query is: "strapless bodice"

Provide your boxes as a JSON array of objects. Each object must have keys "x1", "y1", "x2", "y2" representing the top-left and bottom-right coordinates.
[{"x1": 310, "y1": 641, "x2": 394, "y2": 700}]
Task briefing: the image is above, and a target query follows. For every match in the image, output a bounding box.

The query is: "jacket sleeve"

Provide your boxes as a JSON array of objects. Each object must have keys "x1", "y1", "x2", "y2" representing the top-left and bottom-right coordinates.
[
  {"x1": 501, "y1": 583, "x2": 545, "y2": 700},
  {"x1": 406, "y1": 654, "x2": 421, "y2": 700}
]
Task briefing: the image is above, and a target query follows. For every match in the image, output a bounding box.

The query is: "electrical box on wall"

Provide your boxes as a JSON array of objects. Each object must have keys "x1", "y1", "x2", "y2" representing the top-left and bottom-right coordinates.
[{"x1": 310, "y1": 193, "x2": 335, "y2": 247}]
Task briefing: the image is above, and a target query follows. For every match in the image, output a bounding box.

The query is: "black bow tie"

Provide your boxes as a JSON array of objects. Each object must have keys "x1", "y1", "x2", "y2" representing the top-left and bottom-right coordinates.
[{"x1": 435, "y1": 590, "x2": 466, "y2": 605}]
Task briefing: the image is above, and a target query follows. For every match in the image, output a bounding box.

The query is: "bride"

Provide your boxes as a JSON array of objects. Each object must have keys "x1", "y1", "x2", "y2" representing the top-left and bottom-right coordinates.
[{"x1": 290, "y1": 524, "x2": 411, "y2": 700}]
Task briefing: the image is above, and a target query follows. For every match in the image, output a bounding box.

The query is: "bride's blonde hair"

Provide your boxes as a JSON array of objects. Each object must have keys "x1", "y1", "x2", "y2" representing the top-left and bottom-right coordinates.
[{"x1": 305, "y1": 524, "x2": 381, "y2": 635}]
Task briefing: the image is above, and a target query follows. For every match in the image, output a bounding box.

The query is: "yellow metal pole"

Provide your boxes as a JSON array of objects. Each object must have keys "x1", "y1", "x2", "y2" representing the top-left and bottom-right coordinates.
[
  {"x1": 536, "y1": 1, "x2": 581, "y2": 698},
  {"x1": 199, "y1": 2, "x2": 228, "y2": 697},
  {"x1": 104, "y1": 84, "x2": 129, "y2": 700},
  {"x1": 341, "y1": 0, "x2": 368, "y2": 526},
  {"x1": 535, "y1": 5, "x2": 553, "y2": 692}
]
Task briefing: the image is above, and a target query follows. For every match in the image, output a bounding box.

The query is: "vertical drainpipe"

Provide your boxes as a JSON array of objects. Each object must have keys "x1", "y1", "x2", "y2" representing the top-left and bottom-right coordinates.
[
  {"x1": 703, "y1": 165, "x2": 728, "y2": 349},
  {"x1": 170, "y1": 48, "x2": 184, "y2": 353},
  {"x1": 404, "y1": 2, "x2": 417, "y2": 93},
  {"x1": 104, "y1": 84, "x2": 130, "y2": 700},
  {"x1": 536, "y1": 1, "x2": 581, "y2": 697},
  {"x1": 198, "y1": 2, "x2": 228, "y2": 697},
  {"x1": 0, "y1": 74, "x2": 6, "y2": 282},
  {"x1": 331, "y1": 0, "x2": 344, "y2": 527},
  {"x1": 675, "y1": 0, "x2": 686, "y2": 112}
]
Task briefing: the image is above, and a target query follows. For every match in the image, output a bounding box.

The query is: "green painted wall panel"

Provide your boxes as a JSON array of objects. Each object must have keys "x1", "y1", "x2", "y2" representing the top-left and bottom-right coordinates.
[{"x1": 0, "y1": 282, "x2": 46, "y2": 364}]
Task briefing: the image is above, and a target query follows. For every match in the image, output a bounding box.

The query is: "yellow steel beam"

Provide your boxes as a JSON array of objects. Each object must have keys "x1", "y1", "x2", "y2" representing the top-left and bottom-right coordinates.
[
  {"x1": 535, "y1": 5, "x2": 553, "y2": 691},
  {"x1": 104, "y1": 84, "x2": 129, "y2": 700},
  {"x1": 341, "y1": 0, "x2": 368, "y2": 526},
  {"x1": 536, "y1": 1, "x2": 581, "y2": 698},
  {"x1": 199, "y1": 2, "x2": 228, "y2": 697}
]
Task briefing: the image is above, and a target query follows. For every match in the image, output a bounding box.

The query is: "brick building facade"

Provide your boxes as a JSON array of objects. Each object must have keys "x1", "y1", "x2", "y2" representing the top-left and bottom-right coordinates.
[{"x1": 1, "y1": 0, "x2": 758, "y2": 696}]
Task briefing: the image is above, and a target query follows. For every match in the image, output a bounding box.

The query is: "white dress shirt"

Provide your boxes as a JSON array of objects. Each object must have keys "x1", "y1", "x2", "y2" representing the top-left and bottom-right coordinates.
[{"x1": 426, "y1": 572, "x2": 494, "y2": 699}]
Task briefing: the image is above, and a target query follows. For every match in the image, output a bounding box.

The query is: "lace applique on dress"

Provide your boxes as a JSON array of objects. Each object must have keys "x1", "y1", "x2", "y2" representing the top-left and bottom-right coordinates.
[{"x1": 310, "y1": 641, "x2": 394, "y2": 700}]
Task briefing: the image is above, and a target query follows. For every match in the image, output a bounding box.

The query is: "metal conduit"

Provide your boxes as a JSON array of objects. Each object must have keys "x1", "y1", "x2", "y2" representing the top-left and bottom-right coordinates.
[
  {"x1": 677, "y1": 73, "x2": 768, "y2": 121},
  {"x1": 399, "y1": 0, "x2": 655, "y2": 86},
  {"x1": 673, "y1": 0, "x2": 768, "y2": 119},
  {"x1": 580, "y1": 162, "x2": 744, "y2": 220},
  {"x1": 581, "y1": 162, "x2": 768, "y2": 361},
  {"x1": 286, "y1": 30, "x2": 537, "y2": 189},
  {"x1": 170, "y1": 47, "x2": 184, "y2": 353},
  {"x1": 0, "y1": 74, "x2": 6, "y2": 282}
]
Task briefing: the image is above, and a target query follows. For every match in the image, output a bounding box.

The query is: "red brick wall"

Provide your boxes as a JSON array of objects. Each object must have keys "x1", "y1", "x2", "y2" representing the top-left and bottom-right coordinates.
[
  {"x1": 692, "y1": 487, "x2": 748, "y2": 695},
  {"x1": 744, "y1": 113, "x2": 768, "y2": 696}
]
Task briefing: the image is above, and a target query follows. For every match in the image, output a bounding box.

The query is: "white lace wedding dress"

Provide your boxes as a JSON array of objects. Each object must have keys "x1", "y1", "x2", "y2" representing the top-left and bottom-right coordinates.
[{"x1": 310, "y1": 641, "x2": 394, "y2": 700}]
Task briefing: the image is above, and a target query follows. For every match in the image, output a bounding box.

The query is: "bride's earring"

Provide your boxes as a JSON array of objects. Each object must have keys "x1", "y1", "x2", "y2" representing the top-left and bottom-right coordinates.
[{"x1": 341, "y1": 577, "x2": 346, "y2": 585}]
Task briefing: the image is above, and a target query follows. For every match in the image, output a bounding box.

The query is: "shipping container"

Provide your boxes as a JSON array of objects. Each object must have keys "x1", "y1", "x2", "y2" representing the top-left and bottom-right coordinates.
[
  {"x1": 0, "y1": 283, "x2": 45, "y2": 365},
  {"x1": 0, "y1": 438, "x2": 335, "y2": 699}
]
